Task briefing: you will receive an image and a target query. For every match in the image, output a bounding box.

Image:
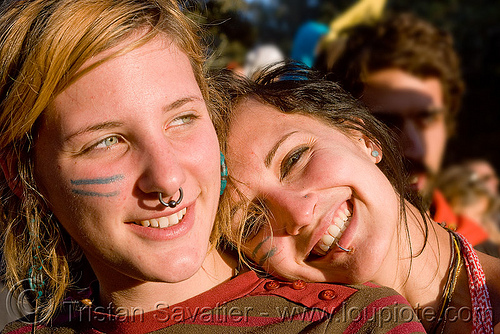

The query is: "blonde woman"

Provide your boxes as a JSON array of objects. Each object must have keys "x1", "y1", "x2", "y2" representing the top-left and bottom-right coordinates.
[{"x1": 0, "y1": 1, "x2": 424, "y2": 333}]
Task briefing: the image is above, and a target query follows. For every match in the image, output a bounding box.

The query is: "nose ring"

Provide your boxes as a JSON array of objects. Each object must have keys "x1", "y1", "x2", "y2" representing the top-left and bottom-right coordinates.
[{"x1": 158, "y1": 188, "x2": 183, "y2": 208}]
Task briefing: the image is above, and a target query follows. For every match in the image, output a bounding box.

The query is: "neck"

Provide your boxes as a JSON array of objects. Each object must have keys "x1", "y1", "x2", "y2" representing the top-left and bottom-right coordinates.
[
  {"x1": 93, "y1": 248, "x2": 235, "y2": 313},
  {"x1": 374, "y1": 202, "x2": 476, "y2": 333},
  {"x1": 375, "y1": 203, "x2": 454, "y2": 311}
]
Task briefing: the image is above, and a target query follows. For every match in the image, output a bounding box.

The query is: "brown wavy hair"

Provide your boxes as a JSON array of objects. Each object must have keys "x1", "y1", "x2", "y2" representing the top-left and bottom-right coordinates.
[
  {"x1": 315, "y1": 12, "x2": 464, "y2": 135},
  {"x1": 215, "y1": 62, "x2": 429, "y2": 274}
]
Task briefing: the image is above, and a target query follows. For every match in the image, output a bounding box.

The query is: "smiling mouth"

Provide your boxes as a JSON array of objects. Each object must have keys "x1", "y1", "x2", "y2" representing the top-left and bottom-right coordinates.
[
  {"x1": 309, "y1": 201, "x2": 353, "y2": 258},
  {"x1": 133, "y1": 207, "x2": 186, "y2": 229}
]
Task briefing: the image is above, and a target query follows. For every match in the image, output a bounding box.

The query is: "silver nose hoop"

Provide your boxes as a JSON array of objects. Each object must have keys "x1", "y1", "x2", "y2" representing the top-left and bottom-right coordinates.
[{"x1": 158, "y1": 188, "x2": 183, "y2": 208}]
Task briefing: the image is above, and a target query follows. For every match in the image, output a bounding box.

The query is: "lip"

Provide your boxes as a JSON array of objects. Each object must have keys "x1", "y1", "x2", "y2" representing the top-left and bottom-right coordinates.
[
  {"x1": 305, "y1": 196, "x2": 353, "y2": 258},
  {"x1": 132, "y1": 205, "x2": 187, "y2": 223},
  {"x1": 127, "y1": 202, "x2": 195, "y2": 241}
]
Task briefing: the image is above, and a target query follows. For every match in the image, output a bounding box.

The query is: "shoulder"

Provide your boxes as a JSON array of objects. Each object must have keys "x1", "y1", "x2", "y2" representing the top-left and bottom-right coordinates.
[
  {"x1": 462, "y1": 235, "x2": 500, "y2": 289},
  {"x1": 244, "y1": 277, "x2": 415, "y2": 312},
  {"x1": 478, "y1": 251, "x2": 500, "y2": 282},
  {"x1": 340, "y1": 283, "x2": 425, "y2": 333},
  {"x1": 227, "y1": 273, "x2": 424, "y2": 333},
  {"x1": 160, "y1": 271, "x2": 424, "y2": 333},
  {"x1": 2, "y1": 320, "x2": 33, "y2": 334}
]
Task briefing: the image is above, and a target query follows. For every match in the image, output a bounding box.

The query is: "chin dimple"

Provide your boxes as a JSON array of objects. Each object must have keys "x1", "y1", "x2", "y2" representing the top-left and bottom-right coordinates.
[
  {"x1": 134, "y1": 207, "x2": 186, "y2": 229},
  {"x1": 311, "y1": 201, "x2": 352, "y2": 256}
]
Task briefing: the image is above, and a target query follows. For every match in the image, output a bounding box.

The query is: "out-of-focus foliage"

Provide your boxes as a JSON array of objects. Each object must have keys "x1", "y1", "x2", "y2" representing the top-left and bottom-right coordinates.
[
  {"x1": 185, "y1": 0, "x2": 257, "y2": 69},
  {"x1": 185, "y1": 0, "x2": 357, "y2": 68}
]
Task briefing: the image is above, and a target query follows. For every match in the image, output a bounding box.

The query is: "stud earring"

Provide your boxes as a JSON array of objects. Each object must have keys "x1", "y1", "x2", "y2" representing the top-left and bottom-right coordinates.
[
  {"x1": 371, "y1": 150, "x2": 380, "y2": 158},
  {"x1": 220, "y1": 152, "x2": 228, "y2": 195}
]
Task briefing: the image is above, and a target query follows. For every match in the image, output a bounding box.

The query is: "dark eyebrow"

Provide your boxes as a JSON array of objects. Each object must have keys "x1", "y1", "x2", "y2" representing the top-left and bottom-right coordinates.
[{"x1": 264, "y1": 131, "x2": 297, "y2": 168}]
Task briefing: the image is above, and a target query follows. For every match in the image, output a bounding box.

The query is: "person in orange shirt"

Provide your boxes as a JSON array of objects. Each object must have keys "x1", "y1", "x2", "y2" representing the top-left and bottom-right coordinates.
[{"x1": 314, "y1": 12, "x2": 494, "y2": 252}]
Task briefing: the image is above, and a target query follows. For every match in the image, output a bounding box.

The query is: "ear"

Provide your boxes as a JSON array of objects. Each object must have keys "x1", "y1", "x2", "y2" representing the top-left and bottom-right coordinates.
[
  {"x1": 0, "y1": 154, "x2": 24, "y2": 198},
  {"x1": 357, "y1": 135, "x2": 383, "y2": 164}
]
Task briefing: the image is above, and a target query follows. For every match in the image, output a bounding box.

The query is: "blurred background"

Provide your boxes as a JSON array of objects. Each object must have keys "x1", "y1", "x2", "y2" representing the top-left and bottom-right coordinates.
[
  {"x1": 1, "y1": 0, "x2": 499, "y2": 327},
  {"x1": 186, "y1": 0, "x2": 500, "y2": 171}
]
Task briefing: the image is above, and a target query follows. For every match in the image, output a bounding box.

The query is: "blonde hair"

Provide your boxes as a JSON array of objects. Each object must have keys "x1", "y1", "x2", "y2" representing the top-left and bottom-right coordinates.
[{"x1": 0, "y1": 0, "x2": 221, "y2": 323}]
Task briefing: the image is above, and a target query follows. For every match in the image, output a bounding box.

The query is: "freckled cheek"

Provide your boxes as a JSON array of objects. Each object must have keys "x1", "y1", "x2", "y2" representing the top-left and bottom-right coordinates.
[
  {"x1": 54, "y1": 177, "x2": 127, "y2": 237},
  {"x1": 196, "y1": 152, "x2": 221, "y2": 193},
  {"x1": 44, "y1": 168, "x2": 127, "y2": 225}
]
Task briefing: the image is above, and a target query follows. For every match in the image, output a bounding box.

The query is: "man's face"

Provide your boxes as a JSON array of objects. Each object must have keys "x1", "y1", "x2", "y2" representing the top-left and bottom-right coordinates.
[{"x1": 362, "y1": 68, "x2": 448, "y2": 202}]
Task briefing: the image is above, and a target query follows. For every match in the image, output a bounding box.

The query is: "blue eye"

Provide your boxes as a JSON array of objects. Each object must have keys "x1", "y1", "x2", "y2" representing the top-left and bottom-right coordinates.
[
  {"x1": 170, "y1": 114, "x2": 197, "y2": 126},
  {"x1": 95, "y1": 136, "x2": 119, "y2": 149}
]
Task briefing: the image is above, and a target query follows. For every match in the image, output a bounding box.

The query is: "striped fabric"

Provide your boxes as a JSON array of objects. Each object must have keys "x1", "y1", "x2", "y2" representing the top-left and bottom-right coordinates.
[{"x1": 2, "y1": 271, "x2": 425, "y2": 333}]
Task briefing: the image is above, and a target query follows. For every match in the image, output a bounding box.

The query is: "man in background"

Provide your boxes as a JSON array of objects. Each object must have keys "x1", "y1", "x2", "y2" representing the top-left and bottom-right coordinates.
[{"x1": 315, "y1": 12, "x2": 494, "y2": 250}]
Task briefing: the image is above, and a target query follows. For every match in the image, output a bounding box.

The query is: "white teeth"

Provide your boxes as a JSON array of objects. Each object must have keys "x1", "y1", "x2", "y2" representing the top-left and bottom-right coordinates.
[
  {"x1": 135, "y1": 208, "x2": 186, "y2": 229},
  {"x1": 334, "y1": 217, "x2": 344, "y2": 227},
  {"x1": 321, "y1": 234, "x2": 335, "y2": 246},
  {"x1": 319, "y1": 244, "x2": 330, "y2": 252},
  {"x1": 328, "y1": 224, "x2": 341, "y2": 237},
  {"x1": 310, "y1": 204, "x2": 352, "y2": 257},
  {"x1": 158, "y1": 216, "x2": 169, "y2": 228},
  {"x1": 339, "y1": 211, "x2": 348, "y2": 221}
]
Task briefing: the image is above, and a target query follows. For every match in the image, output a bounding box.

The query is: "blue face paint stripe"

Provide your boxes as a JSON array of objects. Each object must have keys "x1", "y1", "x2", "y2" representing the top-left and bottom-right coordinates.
[
  {"x1": 258, "y1": 247, "x2": 277, "y2": 267},
  {"x1": 252, "y1": 236, "x2": 270, "y2": 259},
  {"x1": 70, "y1": 174, "x2": 124, "y2": 185},
  {"x1": 72, "y1": 189, "x2": 119, "y2": 197}
]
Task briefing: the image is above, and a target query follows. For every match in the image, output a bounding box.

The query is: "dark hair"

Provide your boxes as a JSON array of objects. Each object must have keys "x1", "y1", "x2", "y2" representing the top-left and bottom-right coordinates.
[
  {"x1": 217, "y1": 61, "x2": 430, "y2": 267},
  {"x1": 219, "y1": 63, "x2": 404, "y2": 194},
  {"x1": 315, "y1": 12, "x2": 464, "y2": 135}
]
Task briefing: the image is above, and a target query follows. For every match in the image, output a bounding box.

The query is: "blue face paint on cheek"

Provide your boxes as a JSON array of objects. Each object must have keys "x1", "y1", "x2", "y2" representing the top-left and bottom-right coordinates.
[
  {"x1": 258, "y1": 247, "x2": 277, "y2": 267},
  {"x1": 70, "y1": 174, "x2": 124, "y2": 185},
  {"x1": 70, "y1": 174, "x2": 124, "y2": 197},
  {"x1": 251, "y1": 236, "x2": 278, "y2": 266},
  {"x1": 71, "y1": 189, "x2": 120, "y2": 197},
  {"x1": 252, "y1": 236, "x2": 270, "y2": 259}
]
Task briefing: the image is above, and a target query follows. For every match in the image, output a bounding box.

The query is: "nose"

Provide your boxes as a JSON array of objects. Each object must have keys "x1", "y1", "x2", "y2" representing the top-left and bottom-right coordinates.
[
  {"x1": 136, "y1": 139, "x2": 186, "y2": 202},
  {"x1": 269, "y1": 190, "x2": 317, "y2": 236},
  {"x1": 400, "y1": 119, "x2": 425, "y2": 162}
]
